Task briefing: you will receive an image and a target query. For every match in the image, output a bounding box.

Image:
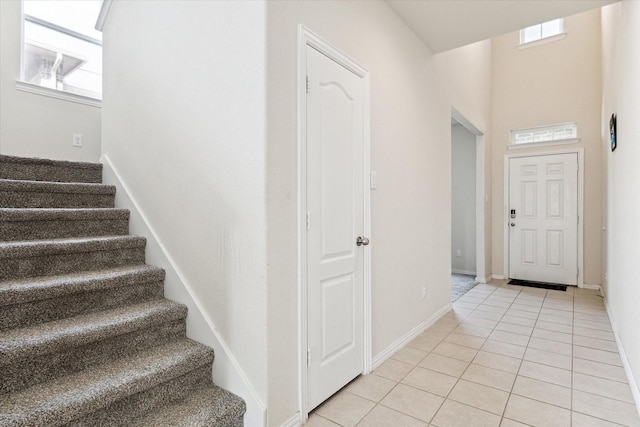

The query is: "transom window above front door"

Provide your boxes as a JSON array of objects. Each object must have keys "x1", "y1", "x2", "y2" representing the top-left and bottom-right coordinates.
[{"x1": 509, "y1": 122, "x2": 579, "y2": 149}]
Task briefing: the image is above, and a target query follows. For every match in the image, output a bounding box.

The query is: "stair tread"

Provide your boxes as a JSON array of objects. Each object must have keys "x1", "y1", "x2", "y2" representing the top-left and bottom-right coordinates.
[
  {"x1": 0, "y1": 339, "x2": 214, "y2": 427},
  {"x1": 130, "y1": 385, "x2": 246, "y2": 427},
  {"x1": 0, "y1": 178, "x2": 115, "y2": 194},
  {"x1": 0, "y1": 155, "x2": 245, "y2": 424},
  {"x1": 0, "y1": 155, "x2": 103, "y2": 184},
  {"x1": 0, "y1": 155, "x2": 102, "y2": 172},
  {"x1": 0, "y1": 299, "x2": 186, "y2": 365},
  {"x1": 0, "y1": 265, "x2": 164, "y2": 306},
  {"x1": 0, "y1": 207, "x2": 129, "y2": 221},
  {"x1": 0, "y1": 235, "x2": 146, "y2": 258}
]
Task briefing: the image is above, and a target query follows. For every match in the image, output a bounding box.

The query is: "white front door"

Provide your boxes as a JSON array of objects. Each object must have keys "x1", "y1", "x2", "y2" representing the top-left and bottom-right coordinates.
[
  {"x1": 509, "y1": 153, "x2": 578, "y2": 285},
  {"x1": 306, "y1": 45, "x2": 365, "y2": 410}
]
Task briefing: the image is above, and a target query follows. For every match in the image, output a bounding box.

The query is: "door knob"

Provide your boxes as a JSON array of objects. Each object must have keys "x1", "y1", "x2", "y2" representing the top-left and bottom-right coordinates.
[
  {"x1": 356, "y1": 236, "x2": 370, "y2": 246},
  {"x1": 510, "y1": 223, "x2": 516, "y2": 227}
]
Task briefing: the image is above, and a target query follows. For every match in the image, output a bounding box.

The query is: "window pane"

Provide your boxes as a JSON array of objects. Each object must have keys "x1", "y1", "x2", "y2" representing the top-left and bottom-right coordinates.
[
  {"x1": 533, "y1": 130, "x2": 553, "y2": 142},
  {"x1": 541, "y1": 19, "x2": 563, "y2": 38},
  {"x1": 515, "y1": 132, "x2": 533, "y2": 143},
  {"x1": 22, "y1": 0, "x2": 102, "y2": 98},
  {"x1": 521, "y1": 25, "x2": 542, "y2": 44},
  {"x1": 511, "y1": 123, "x2": 577, "y2": 144},
  {"x1": 520, "y1": 19, "x2": 563, "y2": 45},
  {"x1": 23, "y1": 0, "x2": 102, "y2": 40}
]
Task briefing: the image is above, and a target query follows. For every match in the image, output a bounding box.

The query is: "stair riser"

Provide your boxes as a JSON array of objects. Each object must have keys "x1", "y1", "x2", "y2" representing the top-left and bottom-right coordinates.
[
  {"x1": 0, "y1": 190, "x2": 115, "y2": 208},
  {"x1": 69, "y1": 365, "x2": 212, "y2": 427},
  {"x1": 1, "y1": 281, "x2": 164, "y2": 331},
  {"x1": 1, "y1": 320, "x2": 187, "y2": 396},
  {"x1": 0, "y1": 155, "x2": 247, "y2": 424},
  {"x1": 0, "y1": 218, "x2": 129, "y2": 241},
  {"x1": 128, "y1": 386, "x2": 246, "y2": 427},
  {"x1": 0, "y1": 246, "x2": 146, "y2": 281},
  {"x1": 0, "y1": 157, "x2": 102, "y2": 183}
]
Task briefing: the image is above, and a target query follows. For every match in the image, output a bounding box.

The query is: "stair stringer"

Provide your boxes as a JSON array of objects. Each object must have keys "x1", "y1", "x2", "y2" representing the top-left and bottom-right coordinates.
[{"x1": 100, "y1": 154, "x2": 266, "y2": 427}]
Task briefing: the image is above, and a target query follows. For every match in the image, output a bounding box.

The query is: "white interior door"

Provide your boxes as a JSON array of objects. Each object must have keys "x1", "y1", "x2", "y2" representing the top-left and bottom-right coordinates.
[
  {"x1": 306, "y1": 45, "x2": 365, "y2": 410},
  {"x1": 509, "y1": 153, "x2": 578, "y2": 285}
]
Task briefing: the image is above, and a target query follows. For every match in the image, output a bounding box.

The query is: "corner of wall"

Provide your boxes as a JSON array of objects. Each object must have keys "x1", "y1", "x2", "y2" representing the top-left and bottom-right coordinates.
[
  {"x1": 604, "y1": 297, "x2": 640, "y2": 416},
  {"x1": 100, "y1": 154, "x2": 267, "y2": 427}
]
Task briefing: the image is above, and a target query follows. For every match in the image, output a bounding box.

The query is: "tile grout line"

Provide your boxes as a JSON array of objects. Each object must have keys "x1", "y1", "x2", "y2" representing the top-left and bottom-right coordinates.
[
  {"x1": 315, "y1": 284, "x2": 635, "y2": 426},
  {"x1": 499, "y1": 285, "x2": 533, "y2": 425}
]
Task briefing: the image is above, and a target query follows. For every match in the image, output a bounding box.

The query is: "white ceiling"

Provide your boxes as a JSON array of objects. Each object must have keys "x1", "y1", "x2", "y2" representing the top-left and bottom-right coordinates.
[{"x1": 385, "y1": 0, "x2": 617, "y2": 53}]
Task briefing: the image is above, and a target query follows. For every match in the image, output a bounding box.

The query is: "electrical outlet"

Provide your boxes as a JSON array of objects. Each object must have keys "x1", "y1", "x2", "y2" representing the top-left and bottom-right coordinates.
[
  {"x1": 456, "y1": 249, "x2": 462, "y2": 257},
  {"x1": 73, "y1": 134, "x2": 83, "y2": 147},
  {"x1": 421, "y1": 286, "x2": 426, "y2": 299}
]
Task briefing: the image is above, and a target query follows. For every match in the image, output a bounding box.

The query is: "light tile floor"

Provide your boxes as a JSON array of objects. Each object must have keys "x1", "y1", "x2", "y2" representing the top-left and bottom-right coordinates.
[{"x1": 307, "y1": 281, "x2": 640, "y2": 426}]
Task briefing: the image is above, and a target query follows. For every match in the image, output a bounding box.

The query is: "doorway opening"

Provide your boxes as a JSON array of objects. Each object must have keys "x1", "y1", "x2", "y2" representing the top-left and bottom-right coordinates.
[{"x1": 450, "y1": 109, "x2": 486, "y2": 301}]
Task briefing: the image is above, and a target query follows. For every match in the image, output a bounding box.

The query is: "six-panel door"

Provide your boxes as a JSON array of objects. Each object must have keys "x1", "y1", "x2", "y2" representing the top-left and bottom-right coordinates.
[{"x1": 509, "y1": 153, "x2": 578, "y2": 285}]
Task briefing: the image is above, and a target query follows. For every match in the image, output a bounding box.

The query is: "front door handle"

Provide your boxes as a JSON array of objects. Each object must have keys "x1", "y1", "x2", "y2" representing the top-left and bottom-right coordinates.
[{"x1": 356, "y1": 236, "x2": 370, "y2": 246}]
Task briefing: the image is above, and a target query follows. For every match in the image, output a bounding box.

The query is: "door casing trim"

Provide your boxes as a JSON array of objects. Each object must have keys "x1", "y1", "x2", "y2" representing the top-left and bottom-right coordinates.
[
  {"x1": 503, "y1": 148, "x2": 584, "y2": 287},
  {"x1": 297, "y1": 25, "x2": 371, "y2": 423},
  {"x1": 451, "y1": 108, "x2": 486, "y2": 283}
]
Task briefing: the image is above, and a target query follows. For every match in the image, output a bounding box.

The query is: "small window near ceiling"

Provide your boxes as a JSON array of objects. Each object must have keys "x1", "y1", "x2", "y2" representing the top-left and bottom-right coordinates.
[
  {"x1": 510, "y1": 122, "x2": 578, "y2": 148},
  {"x1": 520, "y1": 18, "x2": 564, "y2": 45},
  {"x1": 21, "y1": 0, "x2": 102, "y2": 100}
]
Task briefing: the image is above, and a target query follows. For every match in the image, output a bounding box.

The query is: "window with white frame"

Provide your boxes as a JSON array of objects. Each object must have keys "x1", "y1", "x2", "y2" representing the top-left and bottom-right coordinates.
[
  {"x1": 21, "y1": 0, "x2": 103, "y2": 100},
  {"x1": 510, "y1": 123, "x2": 578, "y2": 146},
  {"x1": 520, "y1": 18, "x2": 564, "y2": 45}
]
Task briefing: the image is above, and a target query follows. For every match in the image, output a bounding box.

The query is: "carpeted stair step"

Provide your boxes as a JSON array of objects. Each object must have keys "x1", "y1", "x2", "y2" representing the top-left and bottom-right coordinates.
[
  {"x1": 0, "y1": 265, "x2": 165, "y2": 330},
  {"x1": 0, "y1": 154, "x2": 102, "y2": 183},
  {"x1": 0, "y1": 235, "x2": 146, "y2": 281},
  {"x1": 0, "y1": 339, "x2": 215, "y2": 426},
  {"x1": 0, "y1": 299, "x2": 188, "y2": 395},
  {"x1": 0, "y1": 179, "x2": 115, "y2": 208},
  {"x1": 0, "y1": 208, "x2": 129, "y2": 241},
  {"x1": 129, "y1": 385, "x2": 246, "y2": 427},
  {"x1": 0, "y1": 154, "x2": 246, "y2": 424}
]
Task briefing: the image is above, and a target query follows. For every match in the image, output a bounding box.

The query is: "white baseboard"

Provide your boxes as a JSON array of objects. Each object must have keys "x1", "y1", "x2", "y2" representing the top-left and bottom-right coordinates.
[
  {"x1": 492, "y1": 274, "x2": 505, "y2": 280},
  {"x1": 581, "y1": 283, "x2": 602, "y2": 291},
  {"x1": 371, "y1": 303, "x2": 452, "y2": 370},
  {"x1": 280, "y1": 413, "x2": 301, "y2": 427},
  {"x1": 101, "y1": 155, "x2": 267, "y2": 426},
  {"x1": 604, "y1": 298, "x2": 640, "y2": 418},
  {"x1": 478, "y1": 275, "x2": 492, "y2": 284}
]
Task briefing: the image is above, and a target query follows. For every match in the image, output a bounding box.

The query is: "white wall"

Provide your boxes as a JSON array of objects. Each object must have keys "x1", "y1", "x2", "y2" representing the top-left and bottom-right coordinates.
[
  {"x1": 0, "y1": 0, "x2": 101, "y2": 162},
  {"x1": 101, "y1": 1, "x2": 493, "y2": 425},
  {"x1": 100, "y1": 1, "x2": 267, "y2": 425},
  {"x1": 451, "y1": 124, "x2": 476, "y2": 275},
  {"x1": 266, "y1": 2, "x2": 493, "y2": 424},
  {"x1": 436, "y1": 40, "x2": 493, "y2": 283},
  {"x1": 490, "y1": 9, "x2": 603, "y2": 286},
  {"x1": 601, "y1": 0, "x2": 640, "y2": 407}
]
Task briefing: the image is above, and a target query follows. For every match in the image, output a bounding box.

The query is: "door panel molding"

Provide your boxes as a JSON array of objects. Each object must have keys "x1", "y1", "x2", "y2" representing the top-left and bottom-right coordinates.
[
  {"x1": 297, "y1": 25, "x2": 371, "y2": 423},
  {"x1": 503, "y1": 148, "x2": 584, "y2": 287}
]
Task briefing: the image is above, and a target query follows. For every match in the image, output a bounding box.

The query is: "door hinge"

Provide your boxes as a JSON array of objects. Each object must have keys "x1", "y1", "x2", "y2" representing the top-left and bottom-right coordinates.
[
  {"x1": 306, "y1": 76, "x2": 311, "y2": 94},
  {"x1": 307, "y1": 348, "x2": 311, "y2": 366},
  {"x1": 306, "y1": 212, "x2": 310, "y2": 230}
]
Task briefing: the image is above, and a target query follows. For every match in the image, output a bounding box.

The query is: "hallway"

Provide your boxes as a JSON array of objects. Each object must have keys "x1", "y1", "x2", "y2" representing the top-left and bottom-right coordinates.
[{"x1": 308, "y1": 282, "x2": 640, "y2": 426}]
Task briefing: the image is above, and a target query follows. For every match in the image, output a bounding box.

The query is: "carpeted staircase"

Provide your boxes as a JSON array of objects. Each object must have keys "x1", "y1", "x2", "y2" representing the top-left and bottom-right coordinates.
[{"x1": 0, "y1": 155, "x2": 245, "y2": 426}]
